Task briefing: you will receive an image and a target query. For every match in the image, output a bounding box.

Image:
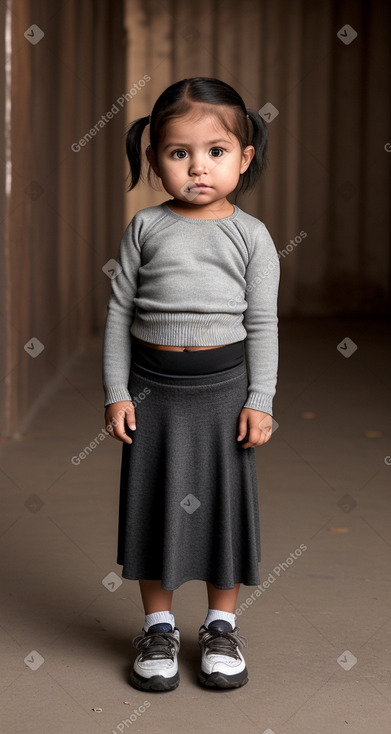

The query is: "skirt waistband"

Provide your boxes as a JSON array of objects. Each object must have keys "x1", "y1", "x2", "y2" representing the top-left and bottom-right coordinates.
[{"x1": 131, "y1": 335, "x2": 245, "y2": 376}]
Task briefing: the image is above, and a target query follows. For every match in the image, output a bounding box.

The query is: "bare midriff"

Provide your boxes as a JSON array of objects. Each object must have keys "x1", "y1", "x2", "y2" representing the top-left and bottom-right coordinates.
[{"x1": 135, "y1": 337, "x2": 229, "y2": 352}]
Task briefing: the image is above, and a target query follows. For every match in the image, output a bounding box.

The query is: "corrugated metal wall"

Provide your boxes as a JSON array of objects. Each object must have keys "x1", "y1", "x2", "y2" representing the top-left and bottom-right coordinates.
[{"x1": 0, "y1": 0, "x2": 125, "y2": 438}]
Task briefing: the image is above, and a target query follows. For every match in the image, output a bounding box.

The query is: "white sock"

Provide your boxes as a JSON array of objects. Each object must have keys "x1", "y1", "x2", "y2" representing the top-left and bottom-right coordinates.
[
  {"x1": 144, "y1": 610, "x2": 175, "y2": 632},
  {"x1": 204, "y1": 608, "x2": 236, "y2": 630}
]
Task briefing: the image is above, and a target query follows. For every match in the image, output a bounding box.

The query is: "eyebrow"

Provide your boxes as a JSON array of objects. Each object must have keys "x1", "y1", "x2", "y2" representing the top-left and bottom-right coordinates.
[{"x1": 162, "y1": 139, "x2": 232, "y2": 151}]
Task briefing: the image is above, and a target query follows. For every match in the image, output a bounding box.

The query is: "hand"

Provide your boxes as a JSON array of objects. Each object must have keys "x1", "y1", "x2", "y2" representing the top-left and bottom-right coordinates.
[
  {"x1": 104, "y1": 400, "x2": 136, "y2": 444},
  {"x1": 237, "y1": 408, "x2": 273, "y2": 449}
]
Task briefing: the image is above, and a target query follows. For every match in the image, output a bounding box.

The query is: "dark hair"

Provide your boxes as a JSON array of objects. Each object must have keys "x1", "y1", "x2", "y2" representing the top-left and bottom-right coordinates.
[{"x1": 125, "y1": 77, "x2": 268, "y2": 196}]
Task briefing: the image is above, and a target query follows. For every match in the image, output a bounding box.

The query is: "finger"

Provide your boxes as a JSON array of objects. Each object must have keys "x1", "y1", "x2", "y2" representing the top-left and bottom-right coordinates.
[
  {"x1": 245, "y1": 424, "x2": 259, "y2": 447},
  {"x1": 111, "y1": 418, "x2": 133, "y2": 443},
  {"x1": 241, "y1": 439, "x2": 253, "y2": 449},
  {"x1": 237, "y1": 417, "x2": 248, "y2": 441},
  {"x1": 252, "y1": 426, "x2": 270, "y2": 446},
  {"x1": 125, "y1": 404, "x2": 136, "y2": 431},
  {"x1": 240, "y1": 429, "x2": 256, "y2": 449},
  {"x1": 241, "y1": 427, "x2": 269, "y2": 449},
  {"x1": 115, "y1": 425, "x2": 133, "y2": 444},
  {"x1": 106, "y1": 414, "x2": 133, "y2": 444},
  {"x1": 114, "y1": 411, "x2": 135, "y2": 444}
]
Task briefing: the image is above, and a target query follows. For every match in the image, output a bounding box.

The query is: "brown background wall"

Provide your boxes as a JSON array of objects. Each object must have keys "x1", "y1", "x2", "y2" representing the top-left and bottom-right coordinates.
[
  {"x1": 0, "y1": 0, "x2": 126, "y2": 438},
  {"x1": 1, "y1": 0, "x2": 390, "y2": 439}
]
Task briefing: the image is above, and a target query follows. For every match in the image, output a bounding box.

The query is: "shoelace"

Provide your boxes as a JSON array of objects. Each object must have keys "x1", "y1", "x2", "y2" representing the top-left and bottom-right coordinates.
[
  {"x1": 199, "y1": 626, "x2": 248, "y2": 659},
  {"x1": 132, "y1": 630, "x2": 180, "y2": 661}
]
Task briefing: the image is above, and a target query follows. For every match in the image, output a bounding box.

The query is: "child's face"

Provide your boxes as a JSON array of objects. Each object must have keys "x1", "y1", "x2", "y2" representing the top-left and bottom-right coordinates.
[{"x1": 147, "y1": 107, "x2": 254, "y2": 207}]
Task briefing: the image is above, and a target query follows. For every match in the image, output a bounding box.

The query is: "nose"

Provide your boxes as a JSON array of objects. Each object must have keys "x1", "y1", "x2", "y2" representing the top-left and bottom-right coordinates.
[{"x1": 189, "y1": 154, "x2": 208, "y2": 176}]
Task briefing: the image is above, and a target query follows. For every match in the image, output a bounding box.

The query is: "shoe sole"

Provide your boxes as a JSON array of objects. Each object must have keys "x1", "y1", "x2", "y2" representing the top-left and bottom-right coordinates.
[
  {"x1": 198, "y1": 667, "x2": 248, "y2": 689},
  {"x1": 130, "y1": 668, "x2": 180, "y2": 692}
]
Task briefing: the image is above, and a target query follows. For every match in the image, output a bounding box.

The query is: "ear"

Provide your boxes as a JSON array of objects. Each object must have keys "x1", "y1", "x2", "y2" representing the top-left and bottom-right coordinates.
[
  {"x1": 146, "y1": 145, "x2": 160, "y2": 177},
  {"x1": 239, "y1": 145, "x2": 255, "y2": 174}
]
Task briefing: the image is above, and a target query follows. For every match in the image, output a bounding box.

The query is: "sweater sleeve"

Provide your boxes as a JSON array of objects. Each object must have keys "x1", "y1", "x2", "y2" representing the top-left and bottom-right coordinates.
[
  {"x1": 102, "y1": 218, "x2": 142, "y2": 406},
  {"x1": 242, "y1": 223, "x2": 280, "y2": 416}
]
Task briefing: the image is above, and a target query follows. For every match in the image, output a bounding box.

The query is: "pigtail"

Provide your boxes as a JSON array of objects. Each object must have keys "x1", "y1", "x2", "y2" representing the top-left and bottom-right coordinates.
[
  {"x1": 125, "y1": 115, "x2": 150, "y2": 191},
  {"x1": 239, "y1": 108, "x2": 269, "y2": 193}
]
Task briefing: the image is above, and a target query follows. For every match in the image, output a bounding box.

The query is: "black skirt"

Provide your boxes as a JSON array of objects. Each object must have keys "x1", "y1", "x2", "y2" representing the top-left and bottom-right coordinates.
[{"x1": 117, "y1": 336, "x2": 261, "y2": 590}]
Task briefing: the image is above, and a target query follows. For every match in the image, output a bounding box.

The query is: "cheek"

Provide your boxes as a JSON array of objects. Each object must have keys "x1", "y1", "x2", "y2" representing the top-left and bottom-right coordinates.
[
  {"x1": 219, "y1": 154, "x2": 241, "y2": 172},
  {"x1": 164, "y1": 166, "x2": 181, "y2": 181},
  {"x1": 163, "y1": 159, "x2": 181, "y2": 172}
]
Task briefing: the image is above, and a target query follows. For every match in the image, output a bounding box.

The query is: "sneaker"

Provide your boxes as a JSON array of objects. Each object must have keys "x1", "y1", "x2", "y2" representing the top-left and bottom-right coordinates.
[
  {"x1": 130, "y1": 622, "x2": 180, "y2": 692},
  {"x1": 198, "y1": 619, "x2": 248, "y2": 689}
]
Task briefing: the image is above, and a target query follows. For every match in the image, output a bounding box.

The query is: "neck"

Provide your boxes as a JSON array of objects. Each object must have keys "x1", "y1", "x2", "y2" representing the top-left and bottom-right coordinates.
[{"x1": 167, "y1": 197, "x2": 234, "y2": 219}]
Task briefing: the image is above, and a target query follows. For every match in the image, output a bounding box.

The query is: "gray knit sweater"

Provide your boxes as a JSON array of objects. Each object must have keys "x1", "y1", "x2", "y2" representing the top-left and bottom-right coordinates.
[{"x1": 102, "y1": 202, "x2": 280, "y2": 415}]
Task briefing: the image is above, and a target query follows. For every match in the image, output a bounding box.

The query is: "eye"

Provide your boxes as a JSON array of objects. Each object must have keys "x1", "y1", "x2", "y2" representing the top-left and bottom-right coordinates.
[
  {"x1": 210, "y1": 147, "x2": 224, "y2": 157},
  {"x1": 171, "y1": 149, "x2": 188, "y2": 159}
]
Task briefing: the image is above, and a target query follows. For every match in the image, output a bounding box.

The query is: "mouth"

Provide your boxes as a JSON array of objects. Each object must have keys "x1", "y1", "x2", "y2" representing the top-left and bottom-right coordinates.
[{"x1": 188, "y1": 184, "x2": 210, "y2": 190}]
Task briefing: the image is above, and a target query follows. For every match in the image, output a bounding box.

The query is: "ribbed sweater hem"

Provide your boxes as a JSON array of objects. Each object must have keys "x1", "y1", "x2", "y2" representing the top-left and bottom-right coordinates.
[{"x1": 130, "y1": 310, "x2": 247, "y2": 345}]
